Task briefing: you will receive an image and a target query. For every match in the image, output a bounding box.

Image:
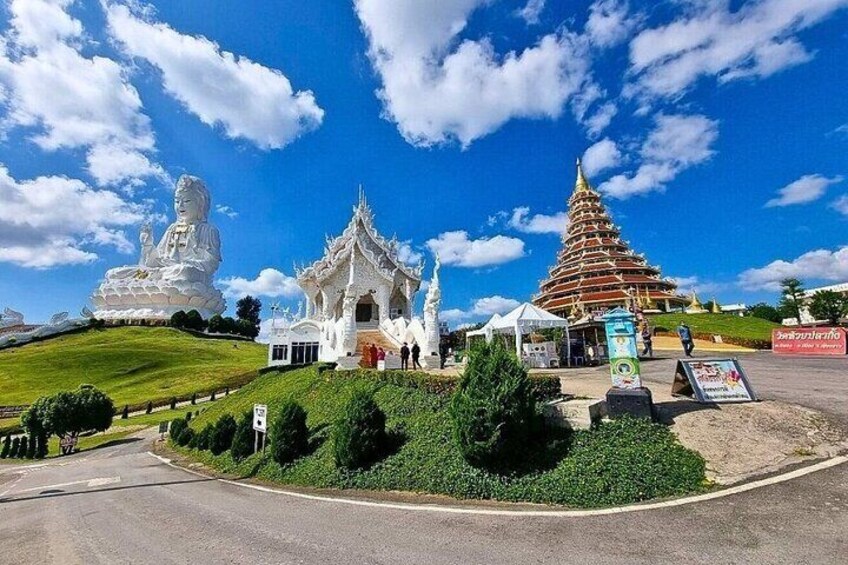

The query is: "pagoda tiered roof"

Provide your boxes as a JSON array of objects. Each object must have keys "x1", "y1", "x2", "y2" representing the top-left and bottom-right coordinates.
[{"x1": 533, "y1": 160, "x2": 687, "y2": 317}]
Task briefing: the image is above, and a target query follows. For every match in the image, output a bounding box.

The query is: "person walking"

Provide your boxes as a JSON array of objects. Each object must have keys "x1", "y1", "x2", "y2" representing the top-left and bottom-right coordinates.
[
  {"x1": 369, "y1": 343, "x2": 378, "y2": 368},
  {"x1": 641, "y1": 324, "x2": 654, "y2": 358},
  {"x1": 400, "y1": 342, "x2": 410, "y2": 371},
  {"x1": 438, "y1": 340, "x2": 448, "y2": 369},
  {"x1": 677, "y1": 321, "x2": 694, "y2": 357},
  {"x1": 411, "y1": 342, "x2": 421, "y2": 370}
]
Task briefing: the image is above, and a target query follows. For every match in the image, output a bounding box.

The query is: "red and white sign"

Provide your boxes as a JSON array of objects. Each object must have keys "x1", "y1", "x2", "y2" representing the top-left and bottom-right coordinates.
[{"x1": 772, "y1": 327, "x2": 847, "y2": 356}]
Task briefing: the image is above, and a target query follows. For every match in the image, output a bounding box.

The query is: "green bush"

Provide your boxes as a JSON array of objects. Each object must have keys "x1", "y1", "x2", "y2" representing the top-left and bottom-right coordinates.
[
  {"x1": 10, "y1": 437, "x2": 20, "y2": 458},
  {"x1": 195, "y1": 424, "x2": 214, "y2": 451},
  {"x1": 542, "y1": 418, "x2": 706, "y2": 507},
  {"x1": 25, "y1": 434, "x2": 35, "y2": 459},
  {"x1": 18, "y1": 435, "x2": 28, "y2": 459},
  {"x1": 170, "y1": 310, "x2": 188, "y2": 328},
  {"x1": 333, "y1": 390, "x2": 386, "y2": 470},
  {"x1": 170, "y1": 397, "x2": 177, "y2": 410},
  {"x1": 448, "y1": 340, "x2": 536, "y2": 470},
  {"x1": 177, "y1": 427, "x2": 195, "y2": 447},
  {"x1": 146, "y1": 401, "x2": 153, "y2": 414},
  {"x1": 169, "y1": 418, "x2": 187, "y2": 443},
  {"x1": 230, "y1": 411, "x2": 255, "y2": 461},
  {"x1": 210, "y1": 414, "x2": 237, "y2": 456},
  {"x1": 0, "y1": 434, "x2": 10, "y2": 458},
  {"x1": 271, "y1": 401, "x2": 309, "y2": 466},
  {"x1": 121, "y1": 405, "x2": 129, "y2": 419},
  {"x1": 35, "y1": 431, "x2": 48, "y2": 459}
]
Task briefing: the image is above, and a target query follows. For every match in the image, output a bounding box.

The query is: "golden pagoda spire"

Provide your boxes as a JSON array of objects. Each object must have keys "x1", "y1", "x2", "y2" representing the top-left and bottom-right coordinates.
[
  {"x1": 710, "y1": 297, "x2": 722, "y2": 314},
  {"x1": 689, "y1": 291, "x2": 702, "y2": 309},
  {"x1": 575, "y1": 157, "x2": 590, "y2": 193}
]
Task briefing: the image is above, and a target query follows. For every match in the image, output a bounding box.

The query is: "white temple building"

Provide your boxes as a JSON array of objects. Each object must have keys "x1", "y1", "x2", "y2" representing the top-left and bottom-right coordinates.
[{"x1": 268, "y1": 192, "x2": 443, "y2": 368}]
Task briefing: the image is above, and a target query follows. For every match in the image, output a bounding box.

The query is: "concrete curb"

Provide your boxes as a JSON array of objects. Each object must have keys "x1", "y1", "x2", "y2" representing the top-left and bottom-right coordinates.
[{"x1": 146, "y1": 451, "x2": 847, "y2": 518}]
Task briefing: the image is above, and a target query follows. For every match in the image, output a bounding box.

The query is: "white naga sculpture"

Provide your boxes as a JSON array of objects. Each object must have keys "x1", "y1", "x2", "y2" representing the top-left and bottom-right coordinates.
[
  {"x1": 91, "y1": 175, "x2": 226, "y2": 321},
  {"x1": 422, "y1": 255, "x2": 442, "y2": 357}
]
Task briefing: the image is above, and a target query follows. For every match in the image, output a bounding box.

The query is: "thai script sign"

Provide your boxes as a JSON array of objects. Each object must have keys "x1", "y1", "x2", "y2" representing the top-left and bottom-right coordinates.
[
  {"x1": 672, "y1": 359, "x2": 757, "y2": 403},
  {"x1": 772, "y1": 328, "x2": 847, "y2": 356}
]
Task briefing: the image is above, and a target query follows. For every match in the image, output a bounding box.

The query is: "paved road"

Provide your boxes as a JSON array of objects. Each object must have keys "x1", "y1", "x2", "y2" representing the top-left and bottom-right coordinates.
[{"x1": 1, "y1": 352, "x2": 846, "y2": 564}]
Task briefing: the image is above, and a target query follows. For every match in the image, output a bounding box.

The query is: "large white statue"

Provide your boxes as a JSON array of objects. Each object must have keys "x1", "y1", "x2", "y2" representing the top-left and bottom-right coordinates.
[
  {"x1": 422, "y1": 255, "x2": 442, "y2": 357},
  {"x1": 91, "y1": 175, "x2": 226, "y2": 321}
]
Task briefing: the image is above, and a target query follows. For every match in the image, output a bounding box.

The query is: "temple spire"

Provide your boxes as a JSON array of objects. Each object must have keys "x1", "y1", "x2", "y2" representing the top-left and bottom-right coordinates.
[{"x1": 575, "y1": 157, "x2": 590, "y2": 193}]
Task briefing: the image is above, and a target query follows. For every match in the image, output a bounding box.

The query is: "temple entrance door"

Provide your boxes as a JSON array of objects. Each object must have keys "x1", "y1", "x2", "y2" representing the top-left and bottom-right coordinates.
[{"x1": 355, "y1": 303, "x2": 372, "y2": 323}]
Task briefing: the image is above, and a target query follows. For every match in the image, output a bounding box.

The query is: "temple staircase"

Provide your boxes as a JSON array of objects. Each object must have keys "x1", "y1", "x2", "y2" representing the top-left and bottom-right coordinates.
[{"x1": 355, "y1": 330, "x2": 398, "y2": 355}]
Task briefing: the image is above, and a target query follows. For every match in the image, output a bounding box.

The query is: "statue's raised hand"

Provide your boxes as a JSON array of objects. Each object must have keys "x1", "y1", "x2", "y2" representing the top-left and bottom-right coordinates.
[{"x1": 140, "y1": 222, "x2": 153, "y2": 247}]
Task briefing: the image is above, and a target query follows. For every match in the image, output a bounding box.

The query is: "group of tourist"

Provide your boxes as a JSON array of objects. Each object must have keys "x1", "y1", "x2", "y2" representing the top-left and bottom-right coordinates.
[
  {"x1": 638, "y1": 321, "x2": 695, "y2": 358},
  {"x1": 361, "y1": 341, "x2": 422, "y2": 370}
]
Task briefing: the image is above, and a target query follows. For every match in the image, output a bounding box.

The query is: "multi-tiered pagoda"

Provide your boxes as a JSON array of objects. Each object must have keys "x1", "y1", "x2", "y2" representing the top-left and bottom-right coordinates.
[{"x1": 534, "y1": 160, "x2": 686, "y2": 318}]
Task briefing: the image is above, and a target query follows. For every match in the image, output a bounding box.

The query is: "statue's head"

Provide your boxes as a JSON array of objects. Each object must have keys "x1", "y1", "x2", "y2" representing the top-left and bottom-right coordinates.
[{"x1": 174, "y1": 175, "x2": 211, "y2": 223}]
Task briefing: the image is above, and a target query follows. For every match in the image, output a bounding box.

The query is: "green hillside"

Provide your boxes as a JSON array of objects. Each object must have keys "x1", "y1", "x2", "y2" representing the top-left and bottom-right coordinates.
[
  {"x1": 0, "y1": 327, "x2": 267, "y2": 409},
  {"x1": 649, "y1": 313, "x2": 779, "y2": 344}
]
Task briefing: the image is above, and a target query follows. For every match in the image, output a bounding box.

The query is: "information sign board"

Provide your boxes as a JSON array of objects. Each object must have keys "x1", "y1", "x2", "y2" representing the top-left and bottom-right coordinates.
[
  {"x1": 603, "y1": 308, "x2": 642, "y2": 389},
  {"x1": 253, "y1": 404, "x2": 267, "y2": 433},
  {"x1": 672, "y1": 358, "x2": 757, "y2": 403},
  {"x1": 772, "y1": 328, "x2": 847, "y2": 356}
]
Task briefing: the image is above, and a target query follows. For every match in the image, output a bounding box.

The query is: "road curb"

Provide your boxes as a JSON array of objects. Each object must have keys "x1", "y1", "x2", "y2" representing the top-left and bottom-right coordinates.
[{"x1": 146, "y1": 451, "x2": 848, "y2": 518}]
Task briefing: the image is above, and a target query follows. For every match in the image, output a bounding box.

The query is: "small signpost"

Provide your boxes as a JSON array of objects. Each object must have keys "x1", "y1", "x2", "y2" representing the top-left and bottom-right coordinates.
[
  {"x1": 158, "y1": 420, "x2": 169, "y2": 440},
  {"x1": 253, "y1": 403, "x2": 267, "y2": 454},
  {"x1": 671, "y1": 358, "x2": 758, "y2": 403},
  {"x1": 59, "y1": 435, "x2": 78, "y2": 455}
]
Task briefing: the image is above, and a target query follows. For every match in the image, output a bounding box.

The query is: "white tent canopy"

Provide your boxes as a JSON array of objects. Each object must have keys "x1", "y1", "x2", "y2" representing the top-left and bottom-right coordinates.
[{"x1": 466, "y1": 303, "x2": 570, "y2": 362}]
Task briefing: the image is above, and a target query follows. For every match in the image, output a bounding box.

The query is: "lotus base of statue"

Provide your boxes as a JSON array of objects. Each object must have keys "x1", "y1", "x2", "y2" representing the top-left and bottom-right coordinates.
[{"x1": 91, "y1": 278, "x2": 225, "y2": 321}]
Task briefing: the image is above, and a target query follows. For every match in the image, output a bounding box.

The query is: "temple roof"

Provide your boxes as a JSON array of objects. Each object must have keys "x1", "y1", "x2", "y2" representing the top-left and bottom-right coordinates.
[
  {"x1": 534, "y1": 161, "x2": 685, "y2": 315},
  {"x1": 296, "y1": 189, "x2": 423, "y2": 286}
]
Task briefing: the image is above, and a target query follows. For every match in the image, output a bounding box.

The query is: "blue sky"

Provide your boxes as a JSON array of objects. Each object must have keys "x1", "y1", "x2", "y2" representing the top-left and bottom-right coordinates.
[{"x1": 1, "y1": 0, "x2": 847, "y2": 325}]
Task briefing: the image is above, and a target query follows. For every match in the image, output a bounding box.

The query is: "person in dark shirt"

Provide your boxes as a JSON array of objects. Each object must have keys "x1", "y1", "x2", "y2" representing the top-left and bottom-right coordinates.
[
  {"x1": 400, "y1": 342, "x2": 410, "y2": 370},
  {"x1": 641, "y1": 325, "x2": 654, "y2": 358},
  {"x1": 411, "y1": 342, "x2": 421, "y2": 370},
  {"x1": 369, "y1": 343, "x2": 378, "y2": 368},
  {"x1": 677, "y1": 322, "x2": 694, "y2": 357}
]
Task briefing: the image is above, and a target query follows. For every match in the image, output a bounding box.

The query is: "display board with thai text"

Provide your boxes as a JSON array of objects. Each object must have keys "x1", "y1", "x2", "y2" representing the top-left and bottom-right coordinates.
[
  {"x1": 672, "y1": 358, "x2": 757, "y2": 403},
  {"x1": 772, "y1": 328, "x2": 847, "y2": 356}
]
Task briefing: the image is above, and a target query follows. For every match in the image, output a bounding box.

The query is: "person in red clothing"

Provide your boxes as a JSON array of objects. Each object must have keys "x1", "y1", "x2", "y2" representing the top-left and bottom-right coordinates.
[
  {"x1": 377, "y1": 347, "x2": 386, "y2": 362},
  {"x1": 369, "y1": 343, "x2": 378, "y2": 368},
  {"x1": 361, "y1": 343, "x2": 371, "y2": 368}
]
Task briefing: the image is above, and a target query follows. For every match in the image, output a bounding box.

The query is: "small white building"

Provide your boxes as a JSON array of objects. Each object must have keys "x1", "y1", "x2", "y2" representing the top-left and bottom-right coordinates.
[
  {"x1": 720, "y1": 303, "x2": 747, "y2": 316},
  {"x1": 268, "y1": 191, "x2": 443, "y2": 368},
  {"x1": 783, "y1": 282, "x2": 848, "y2": 326}
]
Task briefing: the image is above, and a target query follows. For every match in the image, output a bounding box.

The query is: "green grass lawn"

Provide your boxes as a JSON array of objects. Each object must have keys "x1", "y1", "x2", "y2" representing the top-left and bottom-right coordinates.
[
  {"x1": 177, "y1": 366, "x2": 705, "y2": 508},
  {"x1": 0, "y1": 326, "x2": 267, "y2": 409},
  {"x1": 649, "y1": 313, "x2": 778, "y2": 342}
]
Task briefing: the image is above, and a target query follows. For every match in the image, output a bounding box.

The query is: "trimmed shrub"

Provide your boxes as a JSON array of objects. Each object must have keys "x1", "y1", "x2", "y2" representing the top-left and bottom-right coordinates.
[
  {"x1": 448, "y1": 340, "x2": 536, "y2": 470},
  {"x1": 333, "y1": 390, "x2": 386, "y2": 470},
  {"x1": 196, "y1": 424, "x2": 215, "y2": 451},
  {"x1": 225, "y1": 387, "x2": 230, "y2": 396},
  {"x1": 210, "y1": 391, "x2": 216, "y2": 402},
  {"x1": 230, "y1": 411, "x2": 255, "y2": 461},
  {"x1": 169, "y1": 418, "x2": 187, "y2": 443},
  {"x1": 177, "y1": 427, "x2": 195, "y2": 447},
  {"x1": 210, "y1": 414, "x2": 237, "y2": 456},
  {"x1": 146, "y1": 401, "x2": 153, "y2": 415},
  {"x1": 0, "y1": 434, "x2": 10, "y2": 458},
  {"x1": 35, "y1": 431, "x2": 48, "y2": 459},
  {"x1": 191, "y1": 393, "x2": 197, "y2": 406},
  {"x1": 170, "y1": 397, "x2": 177, "y2": 410},
  {"x1": 25, "y1": 434, "x2": 35, "y2": 459},
  {"x1": 18, "y1": 435, "x2": 28, "y2": 459},
  {"x1": 170, "y1": 310, "x2": 188, "y2": 328},
  {"x1": 121, "y1": 405, "x2": 129, "y2": 419},
  {"x1": 271, "y1": 401, "x2": 309, "y2": 466},
  {"x1": 185, "y1": 411, "x2": 193, "y2": 422},
  {"x1": 184, "y1": 310, "x2": 207, "y2": 331},
  {"x1": 10, "y1": 437, "x2": 20, "y2": 458}
]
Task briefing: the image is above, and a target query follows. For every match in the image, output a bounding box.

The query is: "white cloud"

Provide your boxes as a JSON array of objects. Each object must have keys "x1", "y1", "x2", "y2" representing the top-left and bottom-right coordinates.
[
  {"x1": 582, "y1": 138, "x2": 622, "y2": 176},
  {"x1": 583, "y1": 101, "x2": 617, "y2": 138},
  {"x1": 215, "y1": 205, "x2": 239, "y2": 219},
  {"x1": 835, "y1": 123, "x2": 848, "y2": 137},
  {"x1": 441, "y1": 295, "x2": 521, "y2": 322},
  {"x1": 0, "y1": 0, "x2": 162, "y2": 187},
  {"x1": 586, "y1": 0, "x2": 634, "y2": 48},
  {"x1": 0, "y1": 165, "x2": 147, "y2": 268},
  {"x1": 218, "y1": 268, "x2": 303, "y2": 299},
  {"x1": 627, "y1": 0, "x2": 848, "y2": 100},
  {"x1": 506, "y1": 207, "x2": 568, "y2": 235},
  {"x1": 354, "y1": 0, "x2": 594, "y2": 147},
  {"x1": 765, "y1": 174, "x2": 843, "y2": 207},
  {"x1": 738, "y1": 246, "x2": 848, "y2": 291},
  {"x1": 831, "y1": 195, "x2": 848, "y2": 216},
  {"x1": 599, "y1": 114, "x2": 718, "y2": 199},
  {"x1": 669, "y1": 275, "x2": 726, "y2": 296},
  {"x1": 516, "y1": 0, "x2": 546, "y2": 25},
  {"x1": 105, "y1": 2, "x2": 324, "y2": 150},
  {"x1": 425, "y1": 230, "x2": 525, "y2": 267},
  {"x1": 397, "y1": 241, "x2": 423, "y2": 265}
]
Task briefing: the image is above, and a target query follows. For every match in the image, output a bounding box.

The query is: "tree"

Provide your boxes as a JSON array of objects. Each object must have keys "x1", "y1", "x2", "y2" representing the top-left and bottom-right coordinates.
[
  {"x1": 170, "y1": 397, "x2": 177, "y2": 410},
  {"x1": 121, "y1": 405, "x2": 129, "y2": 419},
  {"x1": 809, "y1": 290, "x2": 848, "y2": 325},
  {"x1": 169, "y1": 418, "x2": 187, "y2": 444},
  {"x1": 0, "y1": 434, "x2": 10, "y2": 458},
  {"x1": 236, "y1": 296, "x2": 262, "y2": 327},
  {"x1": 230, "y1": 411, "x2": 254, "y2": 461},
  {"x1": 236, "y1": 319, "x2": 260, "y2": 339},
  {"x1": 778, "y1": 278, "x2": 806, "y2": 324},
  {"x1": 35, "y1": 430, "x2": 48, "y2": 459},
  {"x1": 207, "y1": 314, "x2": 225, "y2": 334},
  {"x1": 210, "y1": 414, "x2": 237, "y2": 456},
  {"x1": 184, "y1": 310, "x2": 207, "y2": 331},
  {"x1": 23, "y1": 385, "x2": 114, "y2": 455},
  {"x1": 196, "y1": 424, "x2": 214, "y2": 451},
  {"x1": 333, "y1": 391, "x2": 385, "y2": 470},
  {"x1": 271, "y1": 401, "x2": 309, "y2": 466},
  {"x1": 749, "y1": 302, "x2": 782, "y2": 323},
  {"x1": 146, "y1": 401, "x2": 153, "y2": 414},
  {"x1": 448, "y1": 340, "x2": 536, "y2": 470},
  {"x1": 170, "y1": 310, "x2": 188, "y2": 328}
]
